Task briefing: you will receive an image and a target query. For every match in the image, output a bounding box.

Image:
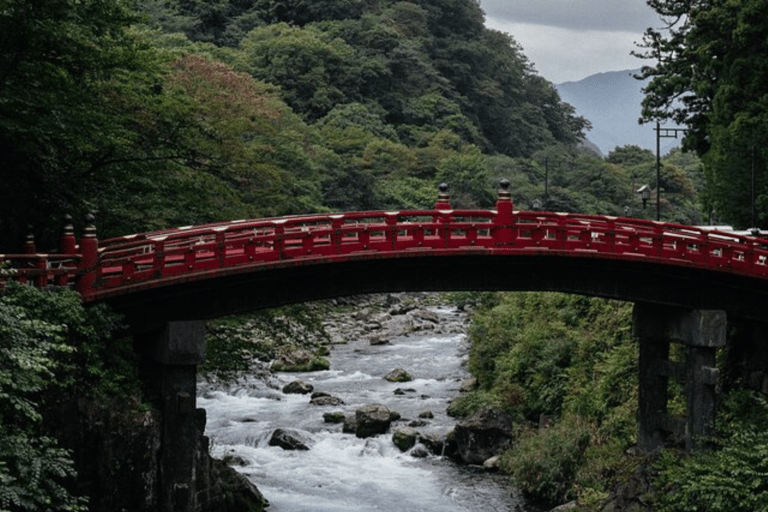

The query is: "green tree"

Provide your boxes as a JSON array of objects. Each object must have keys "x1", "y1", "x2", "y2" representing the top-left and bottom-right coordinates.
[
  {"x1": 637, "y1": 0, "x2": 768, "y2": 228},
  {"x1": 0, "y1": 0, "x2": 158, "y2": 248},
  {"x1": 238, "y1": 23, "x2": 375, "y2": 121}
]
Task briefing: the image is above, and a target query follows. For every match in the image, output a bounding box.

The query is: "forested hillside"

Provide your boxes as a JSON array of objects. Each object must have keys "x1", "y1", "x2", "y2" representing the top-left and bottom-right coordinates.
[{"x1": 0, "y1": 0, "x2": 703, "y2": 253}]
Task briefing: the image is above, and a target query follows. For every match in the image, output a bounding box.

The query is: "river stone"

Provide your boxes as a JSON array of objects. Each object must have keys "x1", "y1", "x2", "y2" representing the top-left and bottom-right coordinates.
[
  {"x1": 459, "y1": 378, "x2": 478, "y2": 393},
  {"x1": 384, "y1": 368, "x2": 413, "y2": 382},
  {"x1": 282, "y1": 380, "x2": 313, "y2": 395},
  {"x1": 411, "y1": 445, "x2": 430, "y2": 458},
  {"x1": 310, "y1": 395, "x2": 345, "y2": 406},
  {"x1": 390, "y1": 303, "x2": 417, "y2": 315},
  {"x1": 269, "y1": 428, "x2": 312, "y2": 451},
  {"x1": 342, "y1": 414, "x2": 357, "y2": 434},
  {"x1": 369, "y1": 336, "x2": 390, "y2": 346},
  {"x1": 355, "y1": 404, "x2": 393, "y2": 438},
  {"x1": 323, "y1": 411, "x2": 346, "y2": 424},
  {"x1": 483, "y1": 455, "x2": 501, "y2": 471},
  {"x1": 418, "y1": 431, "x2": 457, "y2": 458},
  {"x1": 413, "y1": 309, "x2": 440, "y2": 323},
  {"x1": 418, "y1": 410, "x2": 434, "y2": 419},
  {"x1": 392, "y1": 427, "x2": 419, "y2": 452},
  {"x1": 454, "y1": 408, "x2": 514, "y2": 465}
]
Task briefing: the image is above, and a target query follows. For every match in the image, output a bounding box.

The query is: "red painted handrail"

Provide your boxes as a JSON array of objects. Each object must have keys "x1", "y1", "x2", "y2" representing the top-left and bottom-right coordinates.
[{"x1": 3, "y1": 186, "x2": 768, "y2": 301}]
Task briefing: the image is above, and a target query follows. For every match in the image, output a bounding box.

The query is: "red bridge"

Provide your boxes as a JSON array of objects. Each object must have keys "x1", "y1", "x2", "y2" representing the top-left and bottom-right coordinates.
[
  {"x1": 5, "y1": 180, "x2": 768, "y2": 511},
  {"x1": 4, "y1": 180, "x2": 768, "y2": 330}
]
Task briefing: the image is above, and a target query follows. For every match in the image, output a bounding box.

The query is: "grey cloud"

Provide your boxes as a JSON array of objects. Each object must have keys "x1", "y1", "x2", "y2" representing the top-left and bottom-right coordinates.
[{"x1": 479, "y1": 0, "x2": 660, "y2": 33}]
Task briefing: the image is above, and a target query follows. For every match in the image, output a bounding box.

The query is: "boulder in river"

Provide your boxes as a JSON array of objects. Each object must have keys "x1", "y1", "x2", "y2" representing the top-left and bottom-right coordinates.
[
  {"x1": 269, "y1": 428, "x2": 312, "y2": 451},
  {"x1": 392, "y1": 427, "x2": 419, "y2": 452},
  {"x1": 454, "y1": 408, "x2": 514, "y2": 465},
  {"x1": 323, "y1": 411, "x2": 346, "y2": 424},
  {"x1": 384, "y1": 368, "x2": 413, "y2": 382},
  {"x1": 342, "y1": 414, "x2": 357, "y2": 434},
  {"x1": 282, "y1": 380, "x2": 314, "y2": 395},
  {"x1": 310, "y1": 395, "x2": 345, "y2": 406},
  {"x1": 354, "y1": 404, "x2": 393, "y2": 438},
  {"x1": 418, "y1": 431, "x2": 458, "y2": 459},
  {"x1": 413, "y1": 309, "x2": 440, "y2": 324},
  {"x1": 369, "y1": 336, "x2": 390, "y2": 346}
]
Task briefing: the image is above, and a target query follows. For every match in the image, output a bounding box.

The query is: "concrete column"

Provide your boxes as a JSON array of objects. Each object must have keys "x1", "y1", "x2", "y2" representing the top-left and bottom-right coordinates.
[
  {"x1": 135, "y1": 321, "x2": 206, "y2": 512},
  {"x1": 633, "y1": 304, "x2": 726, "y2": 452},
  {"x1": 685, "y1": 345, "x2": 719, "y2": 450}
]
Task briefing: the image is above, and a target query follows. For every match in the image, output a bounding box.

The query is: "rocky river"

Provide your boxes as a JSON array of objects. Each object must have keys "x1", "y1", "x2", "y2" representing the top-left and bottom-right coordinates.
[{"x1": 197, "y1": 294, "x2": 544, "y2": 511}]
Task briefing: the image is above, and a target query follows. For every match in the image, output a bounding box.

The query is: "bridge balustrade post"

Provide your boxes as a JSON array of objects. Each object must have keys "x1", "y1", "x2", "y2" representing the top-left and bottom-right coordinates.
[
  {"x1": 493, "y1": 179, "x2": 516, "y2": 245},
  {"x1": 134, "y1": 321, "x2": 206, "y2": 512},
  {"x1": 433, "y1": 183, "x2": 451, "y2": 243},
  {"x1": 633, "y1": 304, "x2": 726, "y2": 452},
  {"x1": 23, "y1": 228, "x2": 36, "y2": 255},
  {"x1": 56, "y1": 215, "x2": 77, "y2": 286},
  {"x1": 385, "y1": 213, "x2": 399, "y2": 249},
  {"x1": 75, "y1": 214, "x2": 99, "y2": 295},
  {"x1": 21, "y1": 229, "x2": 49, "y2": 288},
  {"x1": 331, "y1": 217, "x2": 343, "y2": 251}
]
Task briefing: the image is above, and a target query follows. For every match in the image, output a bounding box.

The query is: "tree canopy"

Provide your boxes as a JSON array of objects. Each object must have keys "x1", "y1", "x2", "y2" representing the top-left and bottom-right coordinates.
[
  {"x1": 636, "y1": 0, "x2": 768, "y2": 228},
  {"x1": 0, "y1": 0, "x2": 705, "y2": 254}
]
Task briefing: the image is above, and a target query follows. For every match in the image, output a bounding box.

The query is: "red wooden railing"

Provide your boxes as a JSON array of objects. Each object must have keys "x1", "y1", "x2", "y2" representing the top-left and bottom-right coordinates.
[{"x1": 3, "y1": 181, "x2": 768, "y2": 302}]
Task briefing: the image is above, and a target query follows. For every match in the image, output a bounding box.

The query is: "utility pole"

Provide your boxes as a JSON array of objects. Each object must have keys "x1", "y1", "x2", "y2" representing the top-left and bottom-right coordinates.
[
  {"x1": 751, "y1": 145, "x2": 756, "y2": 229},
  {"x1": 655, "y1": 121, "x2": 687, "y2": 221}
]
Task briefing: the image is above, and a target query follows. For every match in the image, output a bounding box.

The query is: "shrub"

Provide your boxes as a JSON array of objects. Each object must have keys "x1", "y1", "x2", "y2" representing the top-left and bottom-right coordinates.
[
  {"x1": 652, "y1": 391, "x2": 768, "y2": 512},
  {"x1": 501, "y1": 417, "x2": 591, "y2": 505}
]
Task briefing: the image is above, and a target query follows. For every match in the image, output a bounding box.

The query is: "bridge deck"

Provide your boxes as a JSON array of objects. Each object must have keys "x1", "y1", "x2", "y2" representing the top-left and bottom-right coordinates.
[{"x1": 4, "y1": 185, "x2": 768, "y2": 327}]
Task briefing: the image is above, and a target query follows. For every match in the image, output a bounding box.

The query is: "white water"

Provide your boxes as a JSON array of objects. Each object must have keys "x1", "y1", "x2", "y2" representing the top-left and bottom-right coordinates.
[{"x1": 199, "y1": 306, "x2": 535, "y2": 511}]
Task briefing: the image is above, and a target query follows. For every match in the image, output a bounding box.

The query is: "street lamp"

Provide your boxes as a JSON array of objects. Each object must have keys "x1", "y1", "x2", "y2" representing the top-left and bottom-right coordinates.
[{"x1": 637, "y1": 185, "x2": 651, "y2": 210}]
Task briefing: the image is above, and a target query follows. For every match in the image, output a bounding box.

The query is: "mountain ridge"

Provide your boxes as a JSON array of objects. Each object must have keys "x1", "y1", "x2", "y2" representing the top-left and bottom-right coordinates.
[{"x1": 556, "y1": 69, "x2": 680, "y2": 156}]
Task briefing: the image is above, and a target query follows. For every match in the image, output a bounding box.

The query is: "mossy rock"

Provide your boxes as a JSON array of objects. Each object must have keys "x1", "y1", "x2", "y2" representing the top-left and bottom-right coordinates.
[
  {"x1": 392, "y1": 427, "x2": 419, "y2": 452},
  {"x1": 384, "y1": 368, "x2": 412, "y2": 382},
  {"x1": 323, "y1": 411, "x2": 346, "y2": 424}
]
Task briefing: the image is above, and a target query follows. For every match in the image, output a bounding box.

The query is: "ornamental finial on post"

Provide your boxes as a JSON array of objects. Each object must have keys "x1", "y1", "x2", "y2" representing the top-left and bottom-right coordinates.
[
  {"x1": 496, "y1": 179, "x2": 514, "y2": 218},
  {"x1": 435, "y1": 182, "x2": 451, "y2": 210},
  {"x1": 23, "y1": 225, "x2": 36, "y2": 254},
  {"x1": 59, "y1": 214, "x2": 76, "y2": 254}
]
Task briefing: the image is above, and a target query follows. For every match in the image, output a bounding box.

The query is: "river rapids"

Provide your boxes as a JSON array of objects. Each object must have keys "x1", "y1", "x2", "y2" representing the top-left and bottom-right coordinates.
[{"x1": 198, "y1": 297, "x2": 541, "y2": 511}]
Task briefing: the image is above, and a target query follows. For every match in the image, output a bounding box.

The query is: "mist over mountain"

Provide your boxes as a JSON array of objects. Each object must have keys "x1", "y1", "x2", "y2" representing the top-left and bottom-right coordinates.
[{"x1": 556, "y1": 69, "x2": 681, "y2": 157}]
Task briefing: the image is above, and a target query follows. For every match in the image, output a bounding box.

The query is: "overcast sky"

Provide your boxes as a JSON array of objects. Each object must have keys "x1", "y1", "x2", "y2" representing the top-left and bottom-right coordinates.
[{"x1": 480, "y1": 0, "x2": 662, "y2": 84}]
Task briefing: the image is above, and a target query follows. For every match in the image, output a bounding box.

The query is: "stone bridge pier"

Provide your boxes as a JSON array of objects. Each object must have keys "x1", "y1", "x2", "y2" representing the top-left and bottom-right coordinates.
[
  {"x1": 134, "y1": 321, "x2": 206, "y2": 512},
  {"x1": 633, "y1": 304, "x2": 726, "y2": 452}
]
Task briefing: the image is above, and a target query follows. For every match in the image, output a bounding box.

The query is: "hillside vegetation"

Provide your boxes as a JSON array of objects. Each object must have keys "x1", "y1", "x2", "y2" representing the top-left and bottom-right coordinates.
[{"x1": 1, "y1": 0, "x2": 702, "y2": 252}]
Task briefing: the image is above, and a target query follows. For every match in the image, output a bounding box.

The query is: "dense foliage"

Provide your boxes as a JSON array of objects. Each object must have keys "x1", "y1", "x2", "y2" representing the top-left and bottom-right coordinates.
[
  {"x1": 637, "y1": 0, "x2": 768, "y2": 229},
  {"x1": 653, "y1": 391, "x2": 768, "y2": 512},
  {"x1": 0, "y1": 283, "x2": 125, "y2": 511},
  {"x1": 455, "y1": 288, "x2": 768, "y2": 509},
  {"x1": 449, "y1": 292, "x2": 637, "y2": 505}
]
